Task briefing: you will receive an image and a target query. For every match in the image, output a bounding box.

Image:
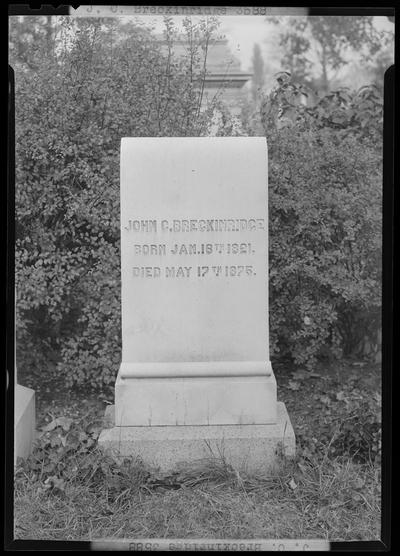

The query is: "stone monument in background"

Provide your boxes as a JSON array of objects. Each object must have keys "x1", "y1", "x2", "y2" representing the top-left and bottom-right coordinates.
[
  {"x1": 99, "y1": 137, "x2": 295, "y2": 471},
  {"x1": 158, "y1": 36, "x2": 252, "y2": 116}
]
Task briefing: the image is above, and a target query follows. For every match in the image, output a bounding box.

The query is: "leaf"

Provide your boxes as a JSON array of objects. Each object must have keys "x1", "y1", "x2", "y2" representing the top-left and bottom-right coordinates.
[
  {"x1": 86, "y1": 421, "x2": 103, "y2": 438},
  {"x1": 78, "y1": 431, "x2": 89, "y2": 442},
  {"x1": 353, "y1": 477, "x2": 365, "y2": 489},
  {"x1": 297, "y1": 461, "x2": 308, "y2": 474},
  {"x1": 373, "y1": 392, "x2": 381, "y2": 404},
  {"x1": 288, "y1": 380, "x2": 300, "y2": 391},
  {"x1": 42, "y1": 417, "x2": 73, "y2": 433},
  {"x1": 45, "y1": 475, "x2": 65, "y2": 491},
  {"x1": 291, "y1": 370, "x2": 308, "y2": 380}
]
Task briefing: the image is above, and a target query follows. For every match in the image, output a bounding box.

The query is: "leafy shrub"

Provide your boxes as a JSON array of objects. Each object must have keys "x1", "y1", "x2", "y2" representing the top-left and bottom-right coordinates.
[
  {"x1": 12, "y1": 15, "x2": 383, "y2": 384},
  {"x1": 15, "y1": 413, "x2": 151, "y2": 498},
  {"x1": 12, "y1": 16, "x2": 226, "y2": 386},
  {"x1": 260, "y1": 77, "x2": 382, "y2": 368},
  {"x1": 296, "y1": 389, "x2": 381, "y2": 464},
  {"x1": 15, "y1": 412, "x2": 241, "y2": 498},
  {"x1": 332, "y1": 400, "x2": 381, "y2": 464},
  {"x1": 260, "y1": 72, "x2": 383, "y2": 142}
]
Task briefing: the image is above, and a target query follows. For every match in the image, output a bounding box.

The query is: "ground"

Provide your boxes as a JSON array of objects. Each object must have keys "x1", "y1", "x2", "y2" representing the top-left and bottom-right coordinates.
[{"x1": 14, "y1": 357, "x2": 382, "y2": 542}]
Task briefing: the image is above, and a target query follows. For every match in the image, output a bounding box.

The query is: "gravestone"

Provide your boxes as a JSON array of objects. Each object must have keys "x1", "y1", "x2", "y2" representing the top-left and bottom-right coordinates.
[
  {"x1": 14, "y1": 301, "x2": 35, "y2": 465},
  {"x1": 14, "y1": 382, "x2": 35, "y2": 465},
  {"x1": 99, "y1": 137, "x2": 295, "y2": 471}
]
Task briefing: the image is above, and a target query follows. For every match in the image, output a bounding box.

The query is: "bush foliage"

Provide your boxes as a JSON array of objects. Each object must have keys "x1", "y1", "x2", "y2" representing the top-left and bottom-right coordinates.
[
  {"x1": 256, "y1": 76, "x2": 382, "y2": 368},
  {"x1": 12, "y1": 17, "x2": 383, "y2": 385},
  {"x1": 12, "y1": 16, "x2": 227, "y2": 386}
]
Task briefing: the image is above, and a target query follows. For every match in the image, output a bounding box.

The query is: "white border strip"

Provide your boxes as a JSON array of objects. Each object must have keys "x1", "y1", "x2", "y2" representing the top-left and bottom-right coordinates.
[
  {"x1": 70, "y1": 6, "x2": 309, "y2": 17},
  {"x1": 91, "y1": 538, "x2": 330, "y2": 551}
]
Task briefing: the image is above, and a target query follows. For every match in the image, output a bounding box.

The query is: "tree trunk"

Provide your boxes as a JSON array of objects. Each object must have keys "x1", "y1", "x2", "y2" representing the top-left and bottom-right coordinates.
[
  {"x1": 46, "y1": 16, "x2": 52, "y2": 52},
  {"x1": 321, "y1": 43, "x2": 329, "y2": 93}
]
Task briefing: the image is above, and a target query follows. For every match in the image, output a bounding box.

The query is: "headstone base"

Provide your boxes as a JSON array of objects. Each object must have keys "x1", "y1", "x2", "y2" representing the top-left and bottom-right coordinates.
[
  {"x1": 14, "y1": 384, "x2": 35, "y2": 465},
  {"x1": 115, "y1": 370, "x2": 277, "y2": 426},
  {"x1": 98, "y1": 402, "x2": 295, "y2": 473}
]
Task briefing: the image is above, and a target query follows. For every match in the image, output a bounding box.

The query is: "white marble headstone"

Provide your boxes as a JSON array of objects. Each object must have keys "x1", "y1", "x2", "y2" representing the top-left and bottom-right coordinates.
[{"x1": 116, "y1": 137, "x2": 277, "y2": 426}]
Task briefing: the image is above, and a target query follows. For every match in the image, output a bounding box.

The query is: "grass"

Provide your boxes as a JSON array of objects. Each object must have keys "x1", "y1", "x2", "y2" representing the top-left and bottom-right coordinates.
[
  {"x1": 14, "y1": 359, "x2": 381, "y2": 541},
  {"x1": 14, "y1": 442, "x2": 380, "y2": 541}
]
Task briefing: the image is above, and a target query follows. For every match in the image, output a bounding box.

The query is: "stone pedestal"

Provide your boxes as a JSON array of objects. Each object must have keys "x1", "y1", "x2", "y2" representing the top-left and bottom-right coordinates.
[
  {"x1": 114, "y1": 365, "x2": 277, "y2": 427},
  {"x1": 99, "y1": 402, "x2": 295, "y2": 473},
  {"x1": 98, "y1": 137, "x2": 295, "y2": 471}
]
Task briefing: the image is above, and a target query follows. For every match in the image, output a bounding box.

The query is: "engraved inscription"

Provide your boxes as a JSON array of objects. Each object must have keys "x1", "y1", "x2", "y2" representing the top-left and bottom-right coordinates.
[
  {"x1": 126, "y1": 218, "x2": 266, "y2": 233},
  {"x1": 134, "y1": 244, "x2": 166, "y2": 256},
  {"x1": 197, "y1": 265, "x2": 256, "y2": 277},
  {"x1": 125, "y1": 220, "x2": 157, "y2": 232},
  {"x1": 133, "y1": 267, "x2": 161, "y2": 278},
  {"x1": 170, "y1": 243, "x2": 253, "y2": 255},
  {"x1": 165, "y1": 266, "x2": 192, "y2": 278},
  {"x1": 126, "y1": 217, "x2": 264, "y2": 280}
]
